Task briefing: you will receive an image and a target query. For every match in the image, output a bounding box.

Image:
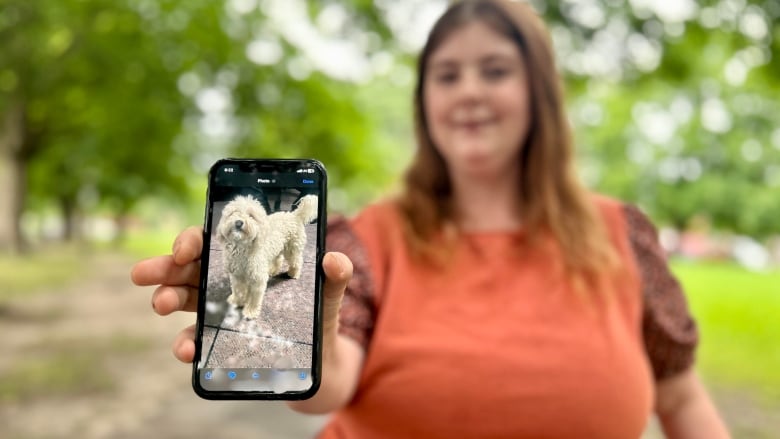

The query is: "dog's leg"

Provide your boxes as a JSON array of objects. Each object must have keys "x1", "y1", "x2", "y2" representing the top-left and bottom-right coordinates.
[
  {"x1": 227, "y1": 275, "x2": 248, "y2": 306},
  {"x1": 285, "y1": 237, "x2": 305, "y2": 279},
  {"x1": 287, "y1": 253, "x2": 303, "y2": 279},
  {"x1": 242, "y1": 274, "x2": 268, "y2": 319},
  {"x1": 270, "y1": 254, "x2": 285, "y2": 276}
]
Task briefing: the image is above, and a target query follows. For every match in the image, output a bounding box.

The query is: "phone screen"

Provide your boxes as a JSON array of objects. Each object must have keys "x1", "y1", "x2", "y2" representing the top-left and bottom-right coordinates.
[{"x1": 193, "y1": 159, "x2": 325, "y2": 399}]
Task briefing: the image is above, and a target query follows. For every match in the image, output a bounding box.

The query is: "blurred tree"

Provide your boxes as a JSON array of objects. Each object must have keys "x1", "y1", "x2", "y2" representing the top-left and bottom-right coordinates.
[
  {"x1": 533, "y1": 0, "x2": 780, "y2": 237},
  {"x1": 2, "y1": 0, "x2": 778, "y2": 254},
  {"x1": 0, "y1": 0, "x2": 395, "y2": 252}
]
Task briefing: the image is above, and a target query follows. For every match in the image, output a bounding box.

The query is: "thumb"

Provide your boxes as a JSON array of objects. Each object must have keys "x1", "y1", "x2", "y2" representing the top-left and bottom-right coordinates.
[{"x1": 321, "y1": 252, "x2": 352, "y2": 333}]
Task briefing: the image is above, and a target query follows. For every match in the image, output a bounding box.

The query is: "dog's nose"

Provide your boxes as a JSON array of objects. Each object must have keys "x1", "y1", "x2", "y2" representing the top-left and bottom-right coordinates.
[{"x1": 235, "y1": 220, "x2": 243, "y2": 230}]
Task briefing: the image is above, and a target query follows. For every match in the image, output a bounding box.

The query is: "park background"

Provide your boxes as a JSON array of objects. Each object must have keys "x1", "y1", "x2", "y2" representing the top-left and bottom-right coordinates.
[{"x1": 1, "y1": 0, "x2": 778, "y2": 437}]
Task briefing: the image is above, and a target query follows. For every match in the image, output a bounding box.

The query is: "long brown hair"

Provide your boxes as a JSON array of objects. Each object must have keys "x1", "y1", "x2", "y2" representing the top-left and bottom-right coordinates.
[{"x1": 398, "y1": 0, "x2": 618, "y2": 281}]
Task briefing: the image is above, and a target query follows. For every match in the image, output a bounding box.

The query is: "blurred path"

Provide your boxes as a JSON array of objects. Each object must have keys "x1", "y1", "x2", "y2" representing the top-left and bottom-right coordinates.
[
  {"x1": 0, "y1": 252, "x2": 326, "y2": 439},
  {"x1": 1, "y1": 253, "x2": 778, "y2": 438}
]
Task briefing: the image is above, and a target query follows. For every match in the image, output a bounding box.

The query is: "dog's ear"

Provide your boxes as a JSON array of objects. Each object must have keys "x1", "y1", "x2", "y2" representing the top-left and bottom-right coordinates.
[
  {"x1": 214, "y1": 204, "x2": 230, "y2": 244},
  {"x1": 248, "y1": 199, "x2": 268, "y2": 220},
  {"x1": 250, "y1": 196, "x2": 268, "y2": 216}
]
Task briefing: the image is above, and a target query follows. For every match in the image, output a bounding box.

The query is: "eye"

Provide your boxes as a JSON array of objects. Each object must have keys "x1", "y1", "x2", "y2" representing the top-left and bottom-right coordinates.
[
  {"x1": 435, "y1": 71, "x2": 458, "y2": 84},
  {"x1": 482, "y1": 66, "x2": 508, "y2": 81}
]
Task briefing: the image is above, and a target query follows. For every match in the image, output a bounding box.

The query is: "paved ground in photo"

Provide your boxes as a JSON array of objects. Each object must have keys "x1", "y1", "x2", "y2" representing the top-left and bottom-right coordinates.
[{"x1": 201, "y1": 220, "x2": 317, "y2": 370}]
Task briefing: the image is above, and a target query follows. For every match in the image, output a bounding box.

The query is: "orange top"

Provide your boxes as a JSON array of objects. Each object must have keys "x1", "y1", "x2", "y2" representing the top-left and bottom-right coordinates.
[{"x1": 320, "y1": 196, "x2": 660, "y2": 439}]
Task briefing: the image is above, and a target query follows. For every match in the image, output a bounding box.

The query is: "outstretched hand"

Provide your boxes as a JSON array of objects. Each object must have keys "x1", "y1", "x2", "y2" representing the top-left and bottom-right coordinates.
[{"x1": 130, "y1": 225, "x2": 352, "y2": 363}]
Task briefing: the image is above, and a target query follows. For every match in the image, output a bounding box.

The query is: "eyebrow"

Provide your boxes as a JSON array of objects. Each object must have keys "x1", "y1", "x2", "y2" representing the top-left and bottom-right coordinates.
[{"x1": 429, "y1": 53, "x2": 520, "y2": 70}]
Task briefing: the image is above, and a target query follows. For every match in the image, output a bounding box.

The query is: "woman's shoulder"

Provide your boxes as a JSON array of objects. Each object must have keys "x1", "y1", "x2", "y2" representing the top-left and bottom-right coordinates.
[
  {"x1": 327, "y1": 197, "x2": 404, "y2": 249},
  {"x1": 589, "y1": 192, "x2": 650, "y2": 217},
  {"x1": 356, "y1": 197, "x2": 401, "y2": 219},
  {"x1": 326, "y1": 198, "x2": 403, "y2": 308},
  {"x1": 589, "y1": 192, "x2": 626, "y2": 214},
  {"x1": 345, "y1": 198, "x2": 404, "y2": 236},
  {"x1": 589, "y1": 192, "x2": 662, "y2": 231},
  {"x1": 588, "y1": 192, "x2": 635, "y2": 235}
]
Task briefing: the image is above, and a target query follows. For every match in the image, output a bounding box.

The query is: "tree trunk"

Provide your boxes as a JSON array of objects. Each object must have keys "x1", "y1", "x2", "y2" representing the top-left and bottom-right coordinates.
[
  {"x1": 113, "y1": 211, "x2": 130, "y2": 247},
  {"x1": 0, "y1": 100, "x2": 28, "y2": 254},
  {"x1": 60, "y1": 195, "x2": 79, "y2": 242}
]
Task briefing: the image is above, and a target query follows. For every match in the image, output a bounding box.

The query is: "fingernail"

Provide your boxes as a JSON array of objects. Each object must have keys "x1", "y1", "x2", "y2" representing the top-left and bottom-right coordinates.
[{"x1": 172, "y1": 239, "x2": 180, "y2": 256}]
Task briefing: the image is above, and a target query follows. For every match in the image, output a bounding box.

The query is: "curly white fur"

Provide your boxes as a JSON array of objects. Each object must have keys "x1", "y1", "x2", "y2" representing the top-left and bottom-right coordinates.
[{"x1": 216, "y1": 194, "x2": 318, "y2": 319}]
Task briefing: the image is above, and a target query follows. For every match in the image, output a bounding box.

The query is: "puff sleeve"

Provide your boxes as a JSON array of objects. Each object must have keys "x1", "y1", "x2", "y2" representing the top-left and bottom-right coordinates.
[
  {"x1": 624, "y1": 204, "x2": 699, "y2": 380},
  {"x1": 325, "y1": 216, "x2": 377, "y2": 351}
]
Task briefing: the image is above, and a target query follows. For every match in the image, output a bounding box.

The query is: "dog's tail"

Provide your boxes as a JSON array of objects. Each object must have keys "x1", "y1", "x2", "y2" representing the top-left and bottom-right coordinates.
[{"x1": 293, "y1": 195, "x2": 319, "y2": 224}]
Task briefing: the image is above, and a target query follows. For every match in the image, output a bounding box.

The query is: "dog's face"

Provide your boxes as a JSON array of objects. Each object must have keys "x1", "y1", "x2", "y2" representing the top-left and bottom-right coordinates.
[{"x1": 216, "y1": 196, "x2": 268, "y2": 245}]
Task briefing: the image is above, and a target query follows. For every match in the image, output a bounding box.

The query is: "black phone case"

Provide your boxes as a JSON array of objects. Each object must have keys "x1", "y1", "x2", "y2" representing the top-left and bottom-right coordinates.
[{"x1": 192, "y1": 158, "x2": 326, "y2": 400}]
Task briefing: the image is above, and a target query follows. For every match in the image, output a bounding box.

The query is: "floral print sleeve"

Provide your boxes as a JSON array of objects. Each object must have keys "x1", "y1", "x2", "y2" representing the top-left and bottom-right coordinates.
[
  {"x1": 624, "y1": 204, "x2": 699, "y2": 380},
  {"x1": 326, "y1": 216, "x2": 376, "y2": 350}
]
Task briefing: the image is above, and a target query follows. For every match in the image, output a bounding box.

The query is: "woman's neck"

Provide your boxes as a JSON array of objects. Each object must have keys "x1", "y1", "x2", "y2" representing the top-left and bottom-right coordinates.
[{"x1": 449, "y1": 172, "x2": 523, "y2": 232}]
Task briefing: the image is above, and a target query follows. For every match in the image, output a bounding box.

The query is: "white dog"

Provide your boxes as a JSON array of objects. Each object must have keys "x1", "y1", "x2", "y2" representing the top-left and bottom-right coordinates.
[{"x1": 216, "y1": 194, "x2": 318, "y2": 319}]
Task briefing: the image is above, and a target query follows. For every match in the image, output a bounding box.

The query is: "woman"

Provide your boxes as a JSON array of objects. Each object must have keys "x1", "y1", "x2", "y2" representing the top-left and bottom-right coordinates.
[{"x1": 132, "y1": 1, "x2": 730, "y2": 437}]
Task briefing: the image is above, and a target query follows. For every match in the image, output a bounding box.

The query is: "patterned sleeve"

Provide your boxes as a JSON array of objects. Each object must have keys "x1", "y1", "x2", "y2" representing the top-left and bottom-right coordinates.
[
  {"x1": 623, "y1": 204, "x2": 699, "y2": 381},
  {"x1": 326, "y1": 216, "x2": 377, "y2": 351}
]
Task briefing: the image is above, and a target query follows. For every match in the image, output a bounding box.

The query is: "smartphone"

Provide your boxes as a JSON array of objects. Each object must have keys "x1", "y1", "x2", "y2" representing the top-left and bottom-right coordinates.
[{"x1": 192, "y1": 158, "x2": 326, "y2": 400}]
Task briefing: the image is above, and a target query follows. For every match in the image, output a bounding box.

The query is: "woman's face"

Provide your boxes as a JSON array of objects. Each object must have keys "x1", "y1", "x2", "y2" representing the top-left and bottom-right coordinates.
[{"x1": 423, "y1": 21, "x2": 531, "y2": 181}]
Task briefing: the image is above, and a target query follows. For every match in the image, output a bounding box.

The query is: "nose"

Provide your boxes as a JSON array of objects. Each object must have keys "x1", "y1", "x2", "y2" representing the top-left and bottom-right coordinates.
[
  {"x1": 456, "y1": 68, "x2": 484, "y2": 101},
  {"x1": 234, "y1": 219, "x2": 243, "y2": 230}
]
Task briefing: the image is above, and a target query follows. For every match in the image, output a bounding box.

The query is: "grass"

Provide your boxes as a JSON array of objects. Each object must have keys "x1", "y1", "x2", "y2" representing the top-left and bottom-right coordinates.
[
  {"x1": 0, "y1": 227, "x2": 178, "y2": 301},
  {"x1": 670, "y1": 259, "x2": 780, "y2": 401},
  {"x1": 0, "y1": 334, "x2": 153, "y2": 402},
  {"x1": 0, "y1": 351, "x2": 115, "y2": 402},
  {"x1": 118, "y1": 228, "x2": 179, "y2": 260},
  {"x1": 0, "y1": 245, "x2": 88, "y2": 301}
]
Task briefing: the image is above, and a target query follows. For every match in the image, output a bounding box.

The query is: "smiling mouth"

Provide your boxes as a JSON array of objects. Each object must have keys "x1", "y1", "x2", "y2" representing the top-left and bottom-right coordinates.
[{"x1": 456, "y1": 120, "x2": 494, "y2": 130}]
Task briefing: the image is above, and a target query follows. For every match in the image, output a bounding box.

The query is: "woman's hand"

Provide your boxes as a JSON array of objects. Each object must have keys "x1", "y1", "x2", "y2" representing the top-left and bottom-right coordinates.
[
  {"x1": 130, "y1": 225, "x2": 365, "y2": 413},
  {"x1": 130, "y1": 226, "x2": 203, "y2": 362}
]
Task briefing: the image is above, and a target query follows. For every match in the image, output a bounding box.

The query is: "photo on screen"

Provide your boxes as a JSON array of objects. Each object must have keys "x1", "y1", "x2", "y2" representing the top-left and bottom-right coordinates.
[{"x1": 198, "y1": 183, "x2": 319, "y2": 392}]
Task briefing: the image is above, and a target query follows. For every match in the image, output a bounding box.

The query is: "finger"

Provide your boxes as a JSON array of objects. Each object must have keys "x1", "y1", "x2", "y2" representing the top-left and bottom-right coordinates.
[
  {"x1": 322, "y1": 251, "x2": 353, "y2": 298},
  {"x1": 173, "y1": 324, "x2": 196, "y2": 363},
  {"x1": 131, "y1": 256, "x2": 200, "y2": 288},
  {"x1": 321, "y1": 252, "x2": 353, "y2": 332},
  {"x1": 173, "y1": 226, "x2": 204, "y2": 266},
  {"x1": 151, "y1": 285, "x2": 198, "y2": 315}
]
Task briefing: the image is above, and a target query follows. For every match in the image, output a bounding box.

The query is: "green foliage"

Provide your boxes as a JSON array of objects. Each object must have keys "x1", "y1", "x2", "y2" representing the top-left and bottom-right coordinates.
[
  {"x1": 543, "y1": 0, "x2": 780, "y2": 237},
  {"x1": 2, "y1": 0, "x2": 778, "y2": 239},
  {"x1": 0, "y1": 0, "x2": 397, "y2": 239},
  {"x1": 2, "y1": 0, "x2": 190, "y2": 219}
]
